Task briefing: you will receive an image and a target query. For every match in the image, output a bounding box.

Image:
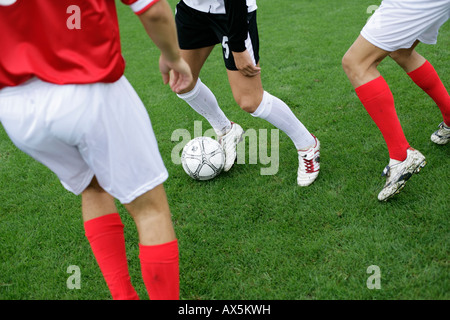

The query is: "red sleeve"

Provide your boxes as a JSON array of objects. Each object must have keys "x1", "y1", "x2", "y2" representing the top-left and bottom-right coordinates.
[{"x1": 121, "y1": 0, "x2": 162, "y2": 15}]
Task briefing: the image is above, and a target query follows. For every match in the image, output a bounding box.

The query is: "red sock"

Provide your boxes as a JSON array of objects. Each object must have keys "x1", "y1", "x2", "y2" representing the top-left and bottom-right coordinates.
[
  {"x1": 84, "y1": 213, "x2": 139, "y2": 300},
  {"x1": 139, "y1": 239, "x2": 179, "y2": 300},
  {"x1": 355, "y1": 76, "x2": 410, "y2": 161},
  {"x1": 407, "y1": 60, "x2": 450, "y2": 125}
]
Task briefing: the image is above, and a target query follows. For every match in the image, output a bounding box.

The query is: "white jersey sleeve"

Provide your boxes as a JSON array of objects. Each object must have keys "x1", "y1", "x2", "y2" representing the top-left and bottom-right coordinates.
[
  {"x1": 122, "y1": 0, "x2": 162, "y2": 15},
  {"x1": 182, "y1": 0, "x2": 257, "y2": 14}
]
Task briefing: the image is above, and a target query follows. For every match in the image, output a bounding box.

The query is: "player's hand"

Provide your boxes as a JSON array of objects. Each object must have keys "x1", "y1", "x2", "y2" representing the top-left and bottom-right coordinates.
[
  {"x1": 159, "y1": 55, "x2": 193, "y2": 94},
  {"x1": 232, "y1": 50, "x2": 261, "y2": 77}
]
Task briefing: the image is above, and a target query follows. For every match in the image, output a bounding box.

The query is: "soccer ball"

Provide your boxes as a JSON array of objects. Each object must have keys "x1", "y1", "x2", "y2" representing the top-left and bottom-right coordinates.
[{"x1": 181, "y1": 137, "x2": 225, "y2": 181}]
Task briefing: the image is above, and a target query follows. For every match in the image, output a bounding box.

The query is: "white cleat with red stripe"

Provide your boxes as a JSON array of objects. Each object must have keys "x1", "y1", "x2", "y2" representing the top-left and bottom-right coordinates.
[{"x1": 297, "y1": 136, "x2": 320, "y2": 187}]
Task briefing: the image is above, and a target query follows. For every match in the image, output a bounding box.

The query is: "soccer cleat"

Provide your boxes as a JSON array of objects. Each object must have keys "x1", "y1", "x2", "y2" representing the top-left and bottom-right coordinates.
[
  {"x1": 297, "y1": 136, "x2": 320, "y2": 186},
  {"x1": 377, "y1": 147, "x2": 426, "y2": 201},
  {"x1": 430, "y1": 122, "x2": 450, "y2": 145},
  {"x1": 218, "y1": 122, "x2": 244, "y2": 172}
]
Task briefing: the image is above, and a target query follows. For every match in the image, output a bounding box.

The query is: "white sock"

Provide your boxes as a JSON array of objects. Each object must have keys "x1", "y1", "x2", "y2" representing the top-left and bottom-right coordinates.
[
  {"x1": 251, "y1": 91, "x2": 315, "y2": 150},
  {"x1": 177, "y1": 78, "x2": 232, "y2": 136}
]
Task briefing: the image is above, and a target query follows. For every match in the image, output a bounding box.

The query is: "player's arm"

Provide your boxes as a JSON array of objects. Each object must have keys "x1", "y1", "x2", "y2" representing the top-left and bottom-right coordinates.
[
  {"x1": 224, "y1": 0, "x2": 260, "y2": 77},
  {"x1": 137, "y1": 0, "x2": 192, "y2": 93}
]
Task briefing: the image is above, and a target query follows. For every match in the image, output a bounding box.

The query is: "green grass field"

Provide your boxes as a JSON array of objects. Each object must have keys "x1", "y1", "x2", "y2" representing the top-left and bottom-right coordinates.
[{"x1": 0, "y1": 0, "x2": 448, "y2": 300}]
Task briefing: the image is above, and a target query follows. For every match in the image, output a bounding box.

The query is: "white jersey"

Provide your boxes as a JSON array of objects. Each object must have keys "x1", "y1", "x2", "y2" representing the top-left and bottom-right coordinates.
[{"x1": 182, "y1": 0, "x2": 257, "y2": 13}]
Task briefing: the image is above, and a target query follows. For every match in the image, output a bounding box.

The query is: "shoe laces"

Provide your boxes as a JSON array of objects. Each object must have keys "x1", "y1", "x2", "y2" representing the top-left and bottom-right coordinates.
[
  {"x1": 299, "y1": 152, "x2": 318, "y2": 173},
  {"x1": 302, "y1": 157, "x2": 316, "y2": 173}
]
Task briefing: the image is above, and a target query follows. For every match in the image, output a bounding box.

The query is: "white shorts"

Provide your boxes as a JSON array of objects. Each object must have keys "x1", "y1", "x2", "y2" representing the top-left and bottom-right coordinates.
[
  {"x1": 361, "y1": 0, "x2": 450, "y2": 52},
  {"x1": 0, "y1": 76, "x2": 168, "y2": 204}
]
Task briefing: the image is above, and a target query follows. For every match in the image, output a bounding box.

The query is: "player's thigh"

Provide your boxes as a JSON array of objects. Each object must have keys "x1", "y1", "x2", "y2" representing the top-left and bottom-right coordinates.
[
  {"x1": 180, "y1": 46, "x2": 215, "y2": 81},
  {"x1": 389, "y1": 40, "x2": 426, "y2": 73},
  {"x1": 227, "y1": 68, "x2": 264, "y2": 113},
  {"x1": 343, "y1": 35, "x2": 390, "y2": 69}
]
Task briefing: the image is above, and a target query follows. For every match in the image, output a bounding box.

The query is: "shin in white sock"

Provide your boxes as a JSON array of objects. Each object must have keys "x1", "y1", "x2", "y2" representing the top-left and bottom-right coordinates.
[
  {"x1": 251, "y1": 91, "x2": 315, "y2": 150},
  {"x1": 177, "y1": 78, "x2": 232, "y2": 136}
]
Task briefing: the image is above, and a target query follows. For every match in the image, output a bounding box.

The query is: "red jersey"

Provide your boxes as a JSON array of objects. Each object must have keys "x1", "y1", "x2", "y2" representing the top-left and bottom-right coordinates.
[{"x1": 0, "y1": 0, "x2": 160, "y2": 89}]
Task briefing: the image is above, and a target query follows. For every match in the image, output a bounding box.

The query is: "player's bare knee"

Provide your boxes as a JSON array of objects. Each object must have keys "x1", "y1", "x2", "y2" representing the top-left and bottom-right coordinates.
[
  {"x1": 341, "y1": 52, "x2": 356, "y2": 76},
  {"x1": 238, "y1": 100, "x2": 258, "y2": 113},
  {"x1": 234, "y1": 94, "x2": 261, "y2": 113},
  {"x1": 342, "y1": 57, "x2": 360, "y2": 82},
  {"x1": 342, "y1": 53, "x2": 380, "y2": 84}
]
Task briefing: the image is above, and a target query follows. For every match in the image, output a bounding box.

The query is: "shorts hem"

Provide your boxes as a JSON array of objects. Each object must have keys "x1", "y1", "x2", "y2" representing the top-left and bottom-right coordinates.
[
  {"x1": 61, "y1": 171, "x2": 95, "y2": 196},
  {"x1": 117, "y1": 170, "x2": 169, "y2": 204},
  {"x1": 361, "y1": 31, "x2": 415, "y2": 52}
]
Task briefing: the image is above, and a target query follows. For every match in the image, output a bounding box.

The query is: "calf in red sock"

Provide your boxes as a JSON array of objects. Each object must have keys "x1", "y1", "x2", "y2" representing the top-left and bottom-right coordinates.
[{"x1": 342, "y1": 0, "x2": 448, "y2": 201}]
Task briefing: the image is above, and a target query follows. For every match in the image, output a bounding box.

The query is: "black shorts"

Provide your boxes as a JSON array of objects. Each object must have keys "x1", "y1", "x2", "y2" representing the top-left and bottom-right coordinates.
[{"x1": 175, "y1": 0, "x2": 260, "y2": 71}]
